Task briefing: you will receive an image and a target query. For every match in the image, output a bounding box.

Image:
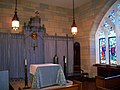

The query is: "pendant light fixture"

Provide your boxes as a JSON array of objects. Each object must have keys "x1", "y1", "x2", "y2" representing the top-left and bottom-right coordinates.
[
  {"x1": 71, "y1": 0, "x2": 77, "y2": 36},
  {"x1": 12, "y1": 0, "x2": 19, "y2": 30}
]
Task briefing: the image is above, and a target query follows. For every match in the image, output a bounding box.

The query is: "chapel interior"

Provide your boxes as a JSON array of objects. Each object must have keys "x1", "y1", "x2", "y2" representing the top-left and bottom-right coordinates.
[{"x1": 0, "y1": 0, "x2": 120, "y2": 90}]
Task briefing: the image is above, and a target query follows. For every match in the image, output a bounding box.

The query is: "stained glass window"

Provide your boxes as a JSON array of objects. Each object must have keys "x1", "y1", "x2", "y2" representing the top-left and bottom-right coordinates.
[
  {"x1": 108, "y1": 28, "x2": 116, "y2": 37},
  {"x1": 99, "y1": 38, "x2": 106, "y2": 64},
  {"x1": 103, "y1": 21, "x2": 109, "y2": 29},
  {"x1": 108, "y1": 10, "x2": 115, "y2": 24},
  {"x1": 117, "y1": 3, "x2": 120, "y2": 9},
  {"x1": 99, "y1": 32, "x2": 105, "y2": 38},
  {"x1": 109, "y1": 37, "x2": 117, "y2": 64},
  {"x1": 97, "y1": 1, "x2": 118, "y2": 65}
]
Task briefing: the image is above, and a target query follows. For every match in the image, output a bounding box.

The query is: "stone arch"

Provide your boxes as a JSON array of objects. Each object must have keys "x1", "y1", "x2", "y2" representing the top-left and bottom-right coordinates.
[{"x1": 90, "y1": 0, "x2": 116, "y2": 77}]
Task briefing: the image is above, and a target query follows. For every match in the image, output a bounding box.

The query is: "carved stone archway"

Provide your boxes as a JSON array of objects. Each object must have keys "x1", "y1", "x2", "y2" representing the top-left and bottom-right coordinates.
[{"x1": 90, "y1": 0, "x2": 116, "y2": 77}]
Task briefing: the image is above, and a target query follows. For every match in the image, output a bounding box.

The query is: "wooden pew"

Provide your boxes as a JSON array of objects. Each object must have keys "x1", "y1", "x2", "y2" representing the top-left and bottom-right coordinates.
[{"x1": 95, "y1": 75, "x2": 120, "y2": 90}]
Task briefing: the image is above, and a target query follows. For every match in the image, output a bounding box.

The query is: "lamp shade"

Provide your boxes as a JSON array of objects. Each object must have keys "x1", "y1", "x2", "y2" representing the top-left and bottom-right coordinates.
[
  {"x1": 12, "y1": 11, "x2": 19, "y2": 30},
  {"x1": 12, "y1": 20, "x2": 19, "y2": 30},
  {"x1": 71, "y1": 26, "x2": 77, "y2": 35},
  {"x1": 71, "y1": 20, "x2": 77, "y2": 35}
]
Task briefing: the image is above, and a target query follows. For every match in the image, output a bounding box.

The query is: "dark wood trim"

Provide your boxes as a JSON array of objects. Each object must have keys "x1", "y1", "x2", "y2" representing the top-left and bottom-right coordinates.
[{"x1": 93, "y1": 64, "x2": 120, "y2": 77}]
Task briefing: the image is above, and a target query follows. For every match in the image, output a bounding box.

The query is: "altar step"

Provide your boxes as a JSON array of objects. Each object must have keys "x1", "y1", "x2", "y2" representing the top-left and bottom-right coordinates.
[
  {"x1": 10, "y1": 79, "x2": 95, "y2": 90},
  {"x1": 11, "y1": 80, "x2": 82, "y2": 90}
]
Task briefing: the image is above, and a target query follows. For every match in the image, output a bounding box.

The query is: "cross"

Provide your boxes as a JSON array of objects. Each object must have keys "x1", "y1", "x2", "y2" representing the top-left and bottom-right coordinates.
[{"x1": 35, "y1": 11, "x2": 39, "y2": 16}]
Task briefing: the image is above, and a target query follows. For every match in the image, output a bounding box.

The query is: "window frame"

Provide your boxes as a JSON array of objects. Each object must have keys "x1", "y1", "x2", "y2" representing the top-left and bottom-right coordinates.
[
  {"x1": 99, "y1": 38, "x2": 106, "y2": 64},
  {"x1": 108, "y1": 36, "x2": 117, "y2": 65}
]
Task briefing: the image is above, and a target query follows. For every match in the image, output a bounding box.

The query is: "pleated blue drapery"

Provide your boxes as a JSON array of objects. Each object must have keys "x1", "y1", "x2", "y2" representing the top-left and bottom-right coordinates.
[
  {"x1": 0, "y1": 32, "x2": 74, "y2": 80},
  {"x1": 44, "y1": 36, "x2": 74, "y2": 75},
  {"x1": 0, "y1": 33, "x2": 24, "y2": 79}
]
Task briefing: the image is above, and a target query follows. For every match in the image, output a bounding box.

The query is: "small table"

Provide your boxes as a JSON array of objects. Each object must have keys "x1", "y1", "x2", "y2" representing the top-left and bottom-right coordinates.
[{"x1": 30, "y1": 64, "x2": 67, "y2": 89}]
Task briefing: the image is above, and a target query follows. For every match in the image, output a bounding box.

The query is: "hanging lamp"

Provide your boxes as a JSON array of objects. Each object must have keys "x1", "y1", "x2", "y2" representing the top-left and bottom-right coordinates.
[
  {"x1": 12, "y1": 0, "x2": 19, "y2": 30},
  {"x1": 71, "y1": 0, "x2": 77, "y2": 36}
]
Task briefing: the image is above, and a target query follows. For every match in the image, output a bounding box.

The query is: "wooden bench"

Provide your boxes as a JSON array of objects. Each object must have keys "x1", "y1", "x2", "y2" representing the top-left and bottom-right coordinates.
[{"x1": 95, "y1": 75, "x2": 120, "y2": 90}]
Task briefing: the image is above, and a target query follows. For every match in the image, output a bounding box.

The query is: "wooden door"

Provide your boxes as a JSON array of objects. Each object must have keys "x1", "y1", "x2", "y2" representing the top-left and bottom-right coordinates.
[{"x1": 74, "y1": 42, "x2": 81, "y2": 73}]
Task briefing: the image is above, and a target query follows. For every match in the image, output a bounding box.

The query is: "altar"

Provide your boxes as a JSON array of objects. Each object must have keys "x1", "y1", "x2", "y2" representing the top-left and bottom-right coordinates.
[{"x1": 30, "y1": 64, "x2": 67, "y2": 89}]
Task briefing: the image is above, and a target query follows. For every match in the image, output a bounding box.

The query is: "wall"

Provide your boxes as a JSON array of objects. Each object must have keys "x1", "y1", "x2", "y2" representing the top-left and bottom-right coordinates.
[
  {"x1": 0, "y1": 0, "x2": 117, "y2": 78},
  {"x1": 75, "y1": 0, "x2": 116, "y2": 77},
  {"x1": 0, "y1": 0, "x2": 73, "y2": 79},
  {"x1": 0, "y1": 0, "x2": 72, "y2": 36}
]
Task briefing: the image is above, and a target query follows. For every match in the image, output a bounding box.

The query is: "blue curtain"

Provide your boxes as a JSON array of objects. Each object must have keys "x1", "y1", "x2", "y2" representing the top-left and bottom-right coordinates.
[
  {"x1": 0, "y1": 32, "x2": 73, "y2": 80},
  {"x1": 26, "y1": 32, "x2": 44, "y2": 79},
  {"x1": 0, "y1": 33, "x2": 24, "y2": 79},
  {"x1": 44, "y1": 36, "x2": 74, "y2": 75}
]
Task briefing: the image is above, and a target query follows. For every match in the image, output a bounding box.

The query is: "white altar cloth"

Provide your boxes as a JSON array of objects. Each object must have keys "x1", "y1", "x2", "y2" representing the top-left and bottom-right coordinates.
[{"x1": 30, "y1": 64, "x2": 66, "y2": 89}]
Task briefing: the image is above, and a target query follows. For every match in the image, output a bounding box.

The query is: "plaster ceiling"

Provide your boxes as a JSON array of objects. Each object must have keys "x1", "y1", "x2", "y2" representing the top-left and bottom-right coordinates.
[{"x1": 29, "y1": 0, "x2": 91, "y2": 9}]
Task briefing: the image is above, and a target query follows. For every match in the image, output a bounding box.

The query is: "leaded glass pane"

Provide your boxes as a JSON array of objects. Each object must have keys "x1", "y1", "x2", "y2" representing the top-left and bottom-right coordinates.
[
  {"x1": 108, "y1": 10, "x2": 115, "y2": 24},
  {"x1": 99, "y1": 38, "x2": 106, "y2": 64},
  {"x1": 108, "y1": 29, "x2": 116, "y2": 37},
  {"x1": 99, "y1": 32, "x2": 105, "y2": 38},
  {"x1": 109, "y1": 37, "x2": 117, "y2": 64},
  {"x1": 103, "y1": 21, "x2": 109, "y2": 28},
  {"x1": 117, "y1": 3, "x2": 120, "y2": 9}
]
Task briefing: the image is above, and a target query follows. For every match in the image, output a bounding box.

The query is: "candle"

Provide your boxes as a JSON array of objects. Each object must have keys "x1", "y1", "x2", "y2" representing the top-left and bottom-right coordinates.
[
  {"x1": 65, "y1": 58, "x2": 67, "y2": 63},
  {"x1": 25, "y1": 59, "x2": 27, "y2": 65}
]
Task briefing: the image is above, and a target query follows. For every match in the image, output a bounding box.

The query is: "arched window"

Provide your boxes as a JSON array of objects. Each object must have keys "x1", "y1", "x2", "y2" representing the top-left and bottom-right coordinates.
[
  {"x1": 99, "y1": 32, "x2": 106, "y2": 64},
  {"x1": 95, "y1": 1, "x2": 120, "y2": 65}
]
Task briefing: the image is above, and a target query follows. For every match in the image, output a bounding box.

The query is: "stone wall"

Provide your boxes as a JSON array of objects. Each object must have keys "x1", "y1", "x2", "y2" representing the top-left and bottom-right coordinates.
[
  {"x1": 0, "y1": 0, "x2": 72, "y2": 36},
  {"x1": 76, "y1": 0, "x2": 116, "y2": 77},
  {"x1": 0, "y1": 0, "x2": 117, "y2": 77}
]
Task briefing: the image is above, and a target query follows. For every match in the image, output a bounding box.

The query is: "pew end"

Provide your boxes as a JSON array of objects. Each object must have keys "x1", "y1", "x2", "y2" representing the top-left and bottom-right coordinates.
[{"x1": 95, "y1": 75, "x2": 120, "y2": 90}]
